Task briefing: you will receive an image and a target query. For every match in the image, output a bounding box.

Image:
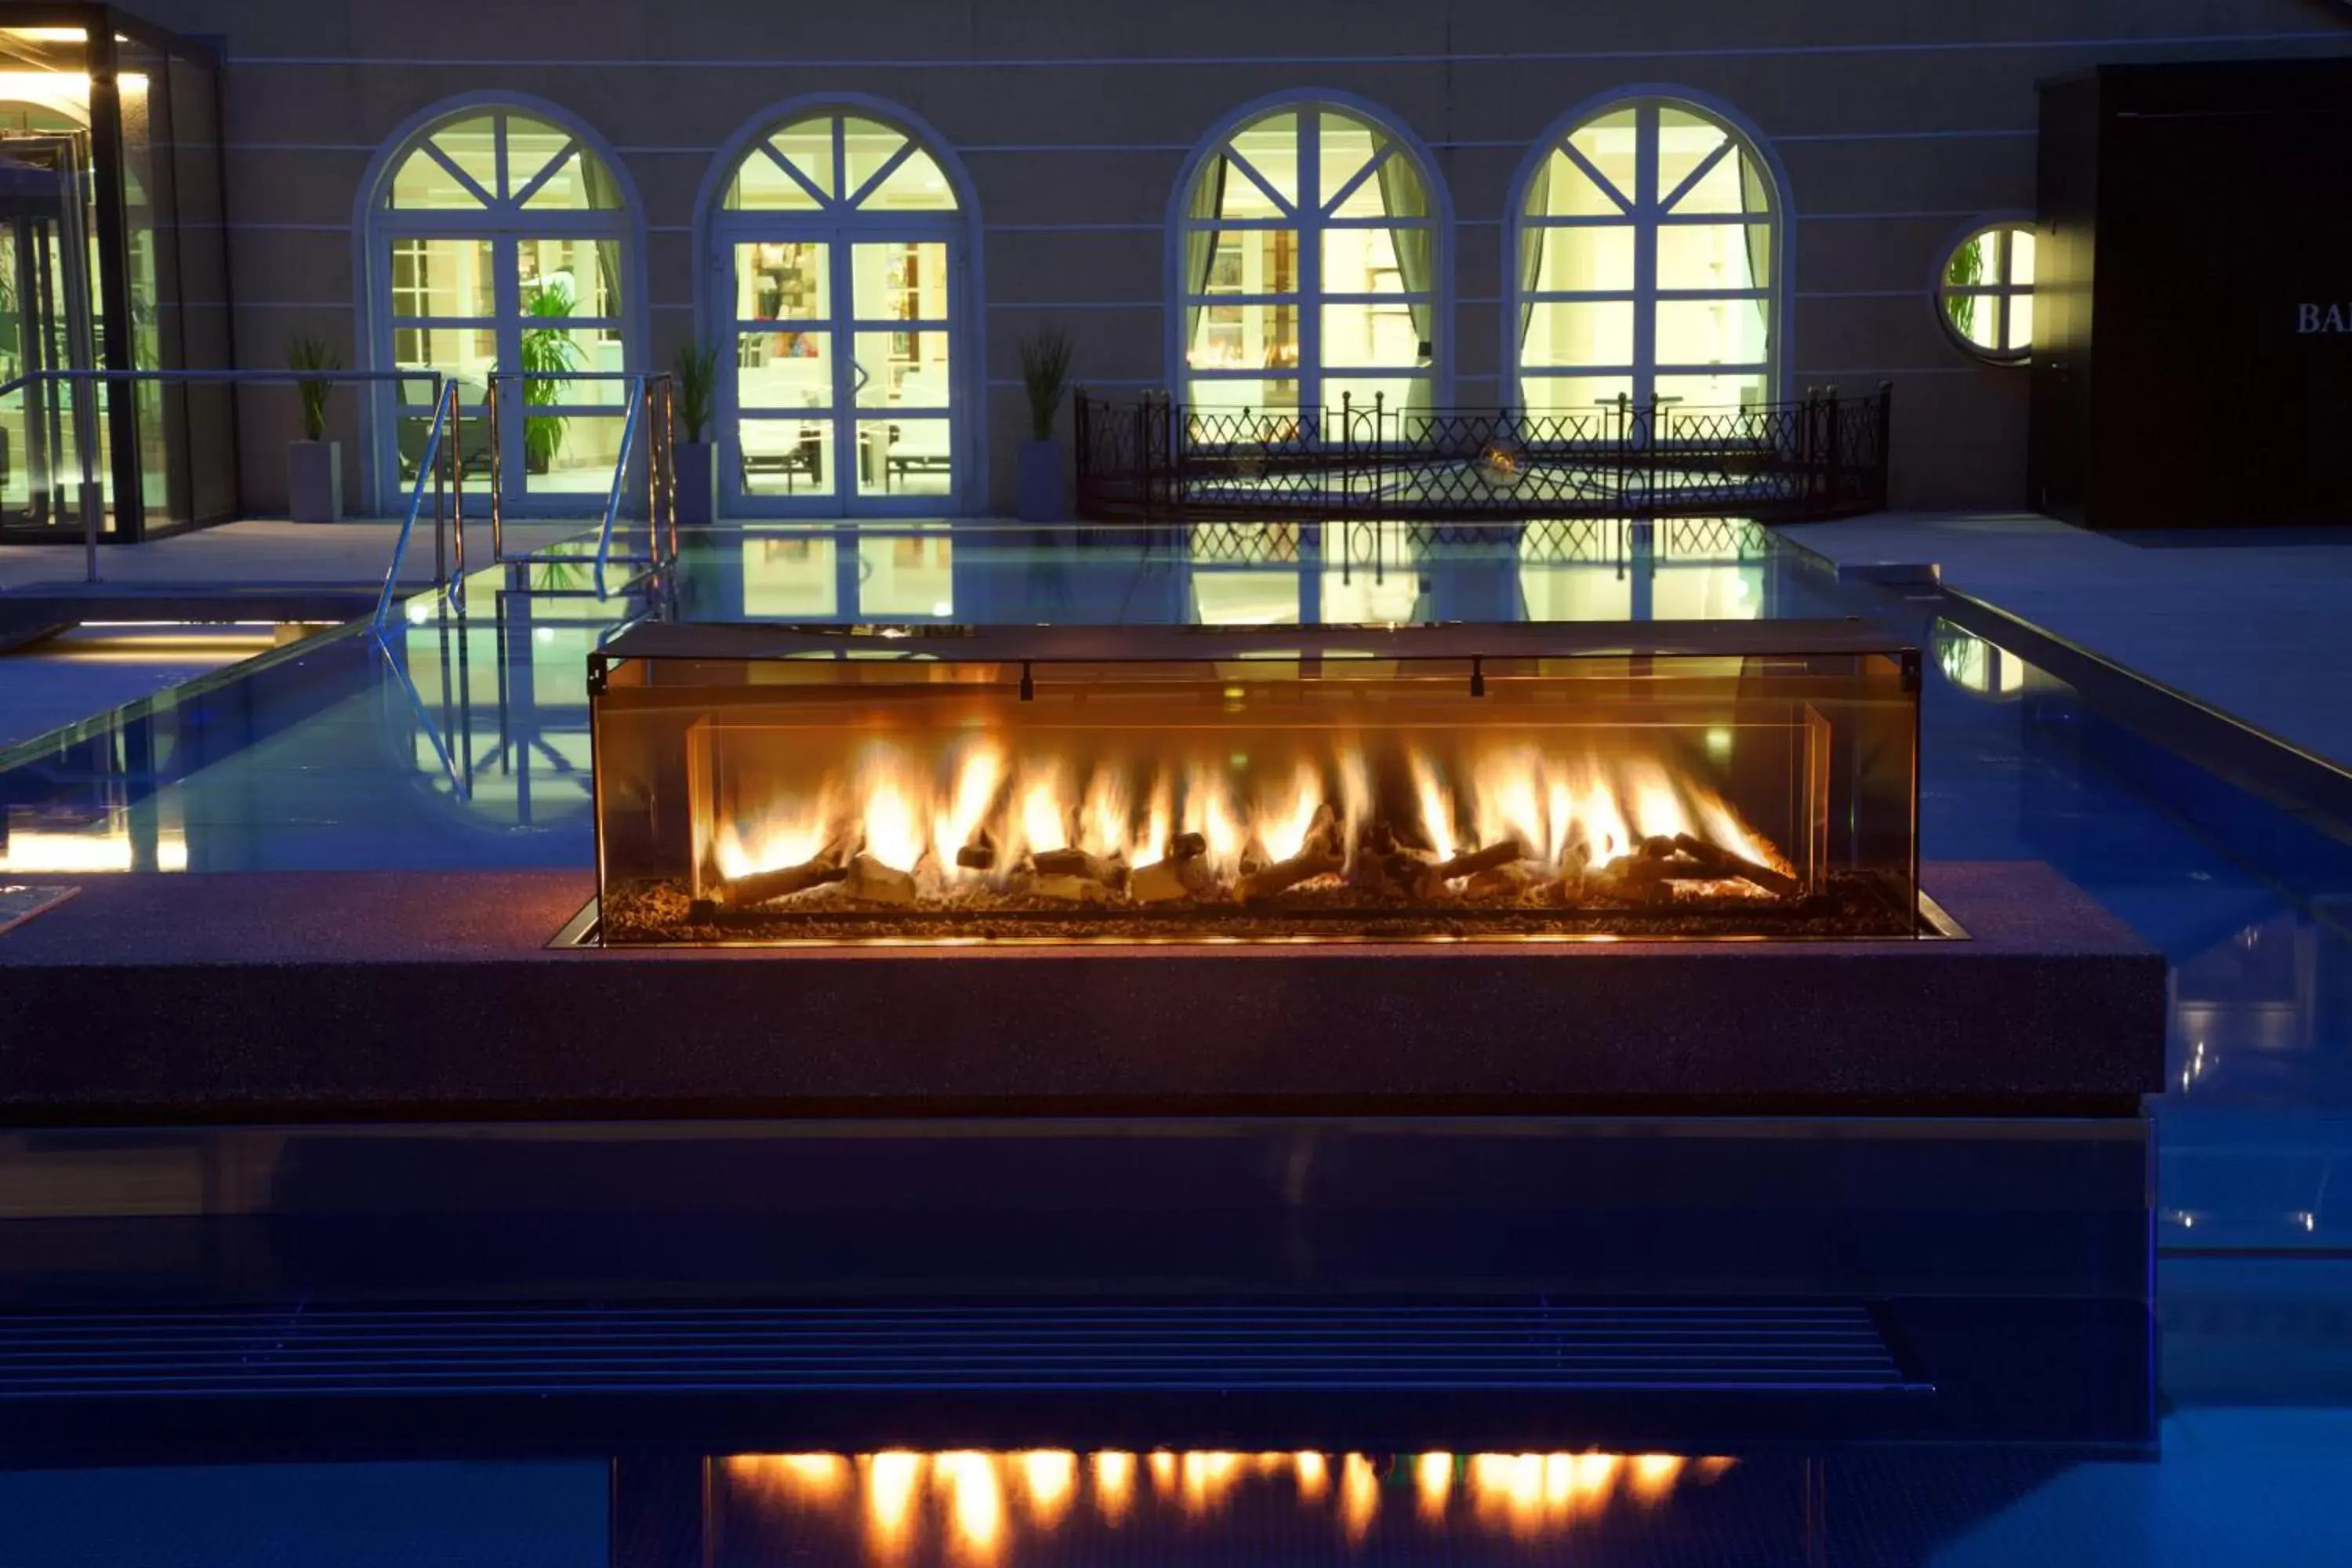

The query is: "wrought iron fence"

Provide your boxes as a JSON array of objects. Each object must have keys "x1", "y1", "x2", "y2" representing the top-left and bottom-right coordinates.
[{"x1": 1073, "y1": 385, "x2": 1893, "y2": 523}]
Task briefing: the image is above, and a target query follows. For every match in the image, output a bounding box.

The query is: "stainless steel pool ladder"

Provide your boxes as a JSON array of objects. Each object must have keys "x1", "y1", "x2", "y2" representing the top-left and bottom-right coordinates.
[{"x1": 478, "y1": 370, "x2": 678, "y2": 580}]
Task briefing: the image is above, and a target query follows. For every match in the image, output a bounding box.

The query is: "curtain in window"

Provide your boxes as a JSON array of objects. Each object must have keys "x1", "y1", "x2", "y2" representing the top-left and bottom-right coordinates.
[
  {"x1": 1374, "y1": 152, "x2": 1434, "y2": 418},
  {"x1": 1181, "y1": 159, "x2": 1227, "y2": 382},
  {"x1": 1516, "y1": 163, "x2": 1552, "y2": 354},
  {"x1": 1739, "y1": 153, "x2": 1771, "y2": 405},
  {"x1": 583, "y1": 159, "x2": 625, "y2": 321}
]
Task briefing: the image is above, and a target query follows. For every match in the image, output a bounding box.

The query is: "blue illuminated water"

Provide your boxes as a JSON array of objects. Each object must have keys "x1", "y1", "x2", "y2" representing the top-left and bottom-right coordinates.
[
  {"x1": 0, "y1": 520, "x2": 2346, "y2": 1254},
  {"x1": 5, "y1": 519, "x2": 2352, "y2": 1558}
]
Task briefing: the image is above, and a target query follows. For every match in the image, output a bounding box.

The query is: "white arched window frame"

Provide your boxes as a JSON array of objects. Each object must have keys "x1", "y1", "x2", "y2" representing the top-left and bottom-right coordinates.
[
  {"x1": 1172, "y1": 97, "x2": 1448, "y2": 435},
  {"x1": 703, "y1": 103, "x2": 978, "y2": 517},
  {"x1": 361, "y1": 102, "x2": 641, "y2": 514},
  {"x1": 1510, "y1": 96, "x2": 1784, "y2": 431}
]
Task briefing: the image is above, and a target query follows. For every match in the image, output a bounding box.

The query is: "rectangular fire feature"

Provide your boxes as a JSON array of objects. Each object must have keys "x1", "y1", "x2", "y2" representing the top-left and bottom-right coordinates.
[{"x1": 589, "y1": 622, "x2": 1920, "y2": 946}]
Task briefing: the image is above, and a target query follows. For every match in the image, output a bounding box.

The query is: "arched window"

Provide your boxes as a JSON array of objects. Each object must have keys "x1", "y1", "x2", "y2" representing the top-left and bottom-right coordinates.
[
  {"x1": 1513, "y1": 99, "x2": 1780, "y2": 422},
  {"x1": 366, "y1": 104, "x2": 637, "y2": 511},
  {"x1": 711, "y1": 107, "x2": 970, "y2": 515},
  {"x1": 1176, "y1": 101, "x2": 1443, "y2": 426}
]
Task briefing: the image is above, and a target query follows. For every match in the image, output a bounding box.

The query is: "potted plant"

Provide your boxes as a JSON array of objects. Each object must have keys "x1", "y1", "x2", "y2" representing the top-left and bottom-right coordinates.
[
  {"x1": 521, "y1": 280, "x2": 584, "y2": 475},
  {"x1": 673, "y1": 339, "x2": 721, "y2": 525},
  {"x1": 1017, "y1": 327, "x2": 1073, "y2": 523},
  {"x1": 286, "y1": 335, "x2": 343, "y2": 521}
]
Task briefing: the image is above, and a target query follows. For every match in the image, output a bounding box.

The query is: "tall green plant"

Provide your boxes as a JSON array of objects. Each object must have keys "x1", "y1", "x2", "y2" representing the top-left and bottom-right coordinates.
[
  {"x1": 1018, "y1": 328, "x2": 1073, "y2": 441},
  {"x1": 520, "y1": 281, "x2": 586, "y2": 473},
  {"x1": 1944, "y1": 234, "x2": 1987, "y2": 343},
  {"x1": 673, "y1": 339, "x2": 721, "y2": 444},
  {"x1": 287, "y1": 334, "x2": 342, "y2": 442}
]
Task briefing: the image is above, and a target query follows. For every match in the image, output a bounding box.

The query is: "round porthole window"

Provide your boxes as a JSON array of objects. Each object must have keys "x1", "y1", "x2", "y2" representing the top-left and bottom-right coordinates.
[{"x1": 1938, "y1": 223, "x2": 2036, "y2": 364}]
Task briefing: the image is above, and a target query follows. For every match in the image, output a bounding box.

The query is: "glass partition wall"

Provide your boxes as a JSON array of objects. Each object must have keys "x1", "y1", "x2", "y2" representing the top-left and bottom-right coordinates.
[{"x1": 0, "y1": 5, "x2": 230, "y2": 542}]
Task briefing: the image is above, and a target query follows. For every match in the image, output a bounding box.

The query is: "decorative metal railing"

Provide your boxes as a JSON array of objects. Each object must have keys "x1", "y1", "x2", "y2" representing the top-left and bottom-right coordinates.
[{"x1": 1074, "y1": 385, "x2": 1893, "y2": 523}]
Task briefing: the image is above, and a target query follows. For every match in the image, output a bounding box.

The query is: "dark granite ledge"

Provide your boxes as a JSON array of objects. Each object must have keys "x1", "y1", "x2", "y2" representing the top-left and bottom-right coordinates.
[{"x1": 0, "y1": 862, "x2": 2165, "y2": 1119}]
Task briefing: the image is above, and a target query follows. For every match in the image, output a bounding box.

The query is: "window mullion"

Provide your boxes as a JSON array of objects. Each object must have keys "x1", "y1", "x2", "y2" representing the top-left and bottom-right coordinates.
[
  {"x1": 1997, "y1": 228, "x2": 2016, "y2": 355},
  {"x1": 1301, "y1": 112, "x2": 1321, "y2": 423},
  {"x1": 1633, "y1": 103, "x2": 1659, "y2": 407},
  {"x1": 845, "y1": 139, "x2": 916, "y2": 212},
  {"x1": 828, "y1": 227, "x2": 852, "y2": 423},
  {"x1": 493, "y1": 235, "x2": 525, "y2": 491}
]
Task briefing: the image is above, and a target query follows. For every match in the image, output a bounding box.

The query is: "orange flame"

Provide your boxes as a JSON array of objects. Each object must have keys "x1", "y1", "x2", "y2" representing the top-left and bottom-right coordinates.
[
  {"x1": 715, "y1": 725, "x2": 1795, "y2": 903},
  {"x1": 1416, "y1": 1450, "x2": 1454, "y2": 1521},
  {"x1": 1092, "y1": 1450, "x2": 1137, "y2": 1523},
  {"x1": 1016, "y1": 1450, "x2": 1076, "y2": 1527},
  {"x1": 1341, "y1": 1452, "x2": 1380, "y2": 1544},
  {"x1": 1294, "y1": 1450, "x2": 1330, "y2": 1503},
  {"x1": 724, "y1": 1449, "x2": 1733, "y2": 1561}
]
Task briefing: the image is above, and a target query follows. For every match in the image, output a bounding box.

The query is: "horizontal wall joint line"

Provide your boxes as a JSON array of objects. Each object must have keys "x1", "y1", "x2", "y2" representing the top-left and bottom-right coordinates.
[{"x1": 220, "y1": 31, "x2": 2350, "y2": 70}]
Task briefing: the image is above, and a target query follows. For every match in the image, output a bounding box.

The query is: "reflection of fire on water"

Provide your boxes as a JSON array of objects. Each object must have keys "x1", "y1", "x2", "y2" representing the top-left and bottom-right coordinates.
[
  {"x1": 724, "y1": 1449, "x2": 1735, "y2": 1560},
  {"x1": 706, "y1": 729, "x2": 1800, "y2": 918}
]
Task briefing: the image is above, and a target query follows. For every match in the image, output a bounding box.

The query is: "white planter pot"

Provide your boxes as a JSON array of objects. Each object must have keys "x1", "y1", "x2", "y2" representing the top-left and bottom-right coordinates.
[
  {"x1": 674, "y1": 441, "x2": 720, "y2": 526},
  {"x1": 287, "y1": 440, "x2": 342, "y2": 523},
  {"x1": 1017, "y1": 437, "x2": 1065, "y2": 523}
]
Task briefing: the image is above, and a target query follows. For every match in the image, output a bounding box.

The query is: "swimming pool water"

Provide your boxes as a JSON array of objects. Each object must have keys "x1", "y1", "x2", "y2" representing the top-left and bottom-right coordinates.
[{"x1": 0, "y1": 520, "x2": 2347, "y2": 1250}]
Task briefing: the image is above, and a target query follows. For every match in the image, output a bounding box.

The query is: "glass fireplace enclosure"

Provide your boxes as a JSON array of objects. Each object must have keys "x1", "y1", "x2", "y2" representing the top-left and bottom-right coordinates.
[
  {"x1": 590, "y1": 622, "x2": 1920, "y2": 946},
  {"x1": 0, "y1": 6, "x2": 232, "y2": 543}
]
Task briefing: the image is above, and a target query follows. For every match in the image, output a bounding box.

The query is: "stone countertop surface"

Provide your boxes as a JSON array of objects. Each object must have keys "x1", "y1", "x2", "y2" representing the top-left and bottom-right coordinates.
[
  {"x1": 0, "y1": 862, "x2": 2165, "y2": 1114},
  {"x1": 0, "y1": 862, "x2": 2143, "y2": 966}
]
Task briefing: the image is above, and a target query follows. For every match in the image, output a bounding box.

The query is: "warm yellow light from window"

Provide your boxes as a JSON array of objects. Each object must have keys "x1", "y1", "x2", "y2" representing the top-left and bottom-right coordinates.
[
  {"x1": 0, "y1": 68, "x2": 147, "y2": 96},
  {"x1": 0, "y1": 830, "x2": 132, "y2": 873}
]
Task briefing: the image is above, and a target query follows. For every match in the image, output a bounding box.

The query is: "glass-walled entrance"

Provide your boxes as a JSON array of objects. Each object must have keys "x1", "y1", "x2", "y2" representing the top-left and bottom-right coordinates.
[
  {"x1": 714, "y1": 111, "x2": 967, "y2": 515},
  {"x1": 0, "y1": 12, "x2": 232, "y2": 543},
  {"x1": 0, "y1": 132, "x2": 100, "y2": 534}
]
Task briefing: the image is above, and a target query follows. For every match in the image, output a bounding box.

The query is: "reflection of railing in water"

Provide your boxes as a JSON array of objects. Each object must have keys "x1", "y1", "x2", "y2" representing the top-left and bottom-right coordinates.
[
  {"x1": 1181, "y1": 519, "x2": 1773, "y2": 573},
  {"x1": 1076, "y1": 387, "x2": 1893, "y2": 524}
]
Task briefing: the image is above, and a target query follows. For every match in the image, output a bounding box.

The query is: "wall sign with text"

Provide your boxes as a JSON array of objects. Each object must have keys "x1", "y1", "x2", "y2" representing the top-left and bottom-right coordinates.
[{"x1": 2298, "y1": 303, "x2": 2352, "y2": 335}]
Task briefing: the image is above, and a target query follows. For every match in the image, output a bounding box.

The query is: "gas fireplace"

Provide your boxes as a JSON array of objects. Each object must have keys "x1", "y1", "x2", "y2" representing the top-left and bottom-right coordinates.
[{"x1": 587, "y1": 622, "x2": 1919, "y2": 946}]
